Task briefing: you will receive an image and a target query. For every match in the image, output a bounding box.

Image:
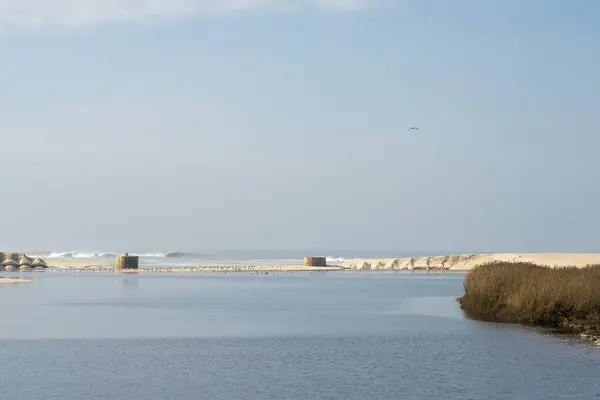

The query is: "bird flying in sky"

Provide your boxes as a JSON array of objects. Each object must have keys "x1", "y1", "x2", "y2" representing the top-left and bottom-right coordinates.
[{"x1": 408, "y1": 127, "x2": 419, "y2": 132}]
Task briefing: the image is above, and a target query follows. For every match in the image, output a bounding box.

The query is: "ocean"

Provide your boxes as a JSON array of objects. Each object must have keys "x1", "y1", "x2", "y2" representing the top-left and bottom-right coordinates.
[{"x1": 0, "y1": 271, "x2": 598, "y2": 399}]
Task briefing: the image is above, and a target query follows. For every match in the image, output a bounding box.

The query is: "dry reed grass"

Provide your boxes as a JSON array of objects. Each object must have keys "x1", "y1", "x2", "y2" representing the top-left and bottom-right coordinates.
[{"x1": 458, "y1": 261, "x2": 600, "y2": 325}]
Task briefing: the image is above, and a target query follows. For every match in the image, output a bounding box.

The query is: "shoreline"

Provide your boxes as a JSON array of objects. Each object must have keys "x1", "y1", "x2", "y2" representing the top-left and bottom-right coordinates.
[
  {"x1": 560, "y1": 321, "x2": 600, "y2": 346},
  {"x1": 12, "y1": 252, "x2": 600, "y2": 273},
  {"x1": 43, "y1": 265, "x2": 346, "y2": 273}
]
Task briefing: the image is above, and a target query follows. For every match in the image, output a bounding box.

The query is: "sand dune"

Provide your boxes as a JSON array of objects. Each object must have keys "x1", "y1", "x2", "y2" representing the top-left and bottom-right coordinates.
[{"x1": 341, "y1": 253, "x2": 600, "y2": 271}]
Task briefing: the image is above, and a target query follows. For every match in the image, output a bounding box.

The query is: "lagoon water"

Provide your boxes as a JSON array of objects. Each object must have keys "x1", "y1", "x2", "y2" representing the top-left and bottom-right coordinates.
[{"x1": 0, "y1": 271, "x2": 598, "y2": 399}]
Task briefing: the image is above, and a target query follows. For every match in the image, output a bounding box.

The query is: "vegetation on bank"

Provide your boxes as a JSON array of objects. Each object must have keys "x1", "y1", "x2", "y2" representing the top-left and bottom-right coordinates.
[{"x1": 458, "y1": 261, "x2": 600, "y2": 327}]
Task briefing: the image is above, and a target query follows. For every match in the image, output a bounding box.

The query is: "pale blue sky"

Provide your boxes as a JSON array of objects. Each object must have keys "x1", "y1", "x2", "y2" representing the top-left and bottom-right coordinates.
[{"x1": 0, "y1": 1, "x2": 599, "y2": 254}]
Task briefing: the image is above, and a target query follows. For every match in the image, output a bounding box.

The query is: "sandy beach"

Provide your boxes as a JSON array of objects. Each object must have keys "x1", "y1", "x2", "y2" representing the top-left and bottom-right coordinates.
[
  {"x1": 342, "y1": 253, "x2": 600, "y2": 271},
  {"x1": 45, "y1": 265, "x2": 346, "y2": 273},
  {"x1": 44, "y1": 258, "x2": 342, "y2": 271},
  {"x1": 47, "y1": 259, "x2": 113, "y2": 268}
]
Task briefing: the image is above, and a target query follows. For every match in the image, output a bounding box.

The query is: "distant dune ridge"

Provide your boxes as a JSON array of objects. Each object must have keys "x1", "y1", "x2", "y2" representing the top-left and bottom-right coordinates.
[{"x1": 342, "y1": 253, "x2": 600, "y2": 271}]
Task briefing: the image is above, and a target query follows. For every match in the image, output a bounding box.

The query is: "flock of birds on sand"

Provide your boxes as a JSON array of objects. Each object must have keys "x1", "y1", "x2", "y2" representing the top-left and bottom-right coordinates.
[
  {"x1": 37, "y1": 265, "x2": 335, "y2": 274},
  {"x1": 14, "y1": 264, "x2": 444, "y2": 275}
]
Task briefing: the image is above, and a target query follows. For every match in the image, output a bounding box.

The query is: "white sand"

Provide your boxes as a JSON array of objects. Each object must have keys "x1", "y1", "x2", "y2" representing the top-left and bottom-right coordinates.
[
  {"x1": 0, "y1": 278, "x2": 31, "y2": 284},
  {"x1": 341, "y1": 253, "x2": 600, "y2": 271},
  {"x1": 47, "y1": 259, "x2": 112, "y2": 268}
]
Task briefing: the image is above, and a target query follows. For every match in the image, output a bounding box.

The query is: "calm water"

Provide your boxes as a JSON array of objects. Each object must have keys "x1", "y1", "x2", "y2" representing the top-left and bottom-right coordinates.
[{"x1": 0, "y1": 271, "x2": 598, "y2": 399}]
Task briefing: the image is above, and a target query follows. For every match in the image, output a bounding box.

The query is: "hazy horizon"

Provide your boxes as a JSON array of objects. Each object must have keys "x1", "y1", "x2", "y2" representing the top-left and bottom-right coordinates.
[{"x1": 1, "y1": 1, "x2": 599, "y2": 254}]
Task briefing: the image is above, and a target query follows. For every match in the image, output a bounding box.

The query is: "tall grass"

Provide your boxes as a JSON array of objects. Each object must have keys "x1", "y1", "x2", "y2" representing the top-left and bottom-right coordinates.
[{"x1": 458, "y1": 262, "x2": 600, "y2": 325}]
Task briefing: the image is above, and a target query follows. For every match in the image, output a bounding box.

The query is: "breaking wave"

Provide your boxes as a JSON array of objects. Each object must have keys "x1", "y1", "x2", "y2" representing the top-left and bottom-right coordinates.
[
  {"x1": 43, "y1": 251, "x2": 209, "y2": 259},
  {"x1": 326, "y1": 256, "x2": 347, "y2": 263},
  {"x1": 47, "y1": 252, "x2": 117, "y2": 259}
]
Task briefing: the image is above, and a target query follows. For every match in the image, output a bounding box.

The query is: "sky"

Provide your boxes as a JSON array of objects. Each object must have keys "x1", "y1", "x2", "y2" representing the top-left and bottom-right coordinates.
[{"x1": 0, "y1": 0, "x2": 599, "y2": 254}]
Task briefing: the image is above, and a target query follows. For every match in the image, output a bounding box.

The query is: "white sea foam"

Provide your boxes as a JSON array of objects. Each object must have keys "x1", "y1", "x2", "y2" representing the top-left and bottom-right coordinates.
[
  {"x1": 132, "y1": 253, "x2": 168, "y2": 258},
  {"x1": 43, "y1": 251, "x2": 204, "y2": 259},
  {"x1": 326, "y1": 256, "x2": 361, "y2": 263},
  {"x1": 47, "y1": 252, "x2": 116, "y2": 258}
]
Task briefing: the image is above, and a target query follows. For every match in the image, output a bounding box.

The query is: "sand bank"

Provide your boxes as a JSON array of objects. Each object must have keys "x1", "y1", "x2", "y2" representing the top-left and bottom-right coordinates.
[
  {"x1": 47, "y1": 259, "x2": 112, "y2": 268},
  {"x1": 45, "y1": 265, "x2": 345, "y2": 273},
  {"x1": 342, "y1": 253, "x2": 600, "y2": 271},
  {"x1": 0, "y1": 278, "x2": 31, "y2": 284}
]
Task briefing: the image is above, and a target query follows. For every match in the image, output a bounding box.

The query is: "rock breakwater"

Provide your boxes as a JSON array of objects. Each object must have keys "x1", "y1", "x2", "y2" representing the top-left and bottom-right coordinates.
[{"x1": 0, "y1": 252, "x2": 47, "y2": 270}]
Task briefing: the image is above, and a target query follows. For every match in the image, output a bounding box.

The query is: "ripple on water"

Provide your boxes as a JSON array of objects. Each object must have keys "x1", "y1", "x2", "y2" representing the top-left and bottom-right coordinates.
[{"x1": 0, "y1": 272, "x2": 598, "y2": 400}]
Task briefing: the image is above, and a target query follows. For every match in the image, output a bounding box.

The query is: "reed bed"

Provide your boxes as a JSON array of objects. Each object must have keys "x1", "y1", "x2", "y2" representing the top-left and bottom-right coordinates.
[{"x1": 458, "y1": 261, "x2": 600, "y2": 326}]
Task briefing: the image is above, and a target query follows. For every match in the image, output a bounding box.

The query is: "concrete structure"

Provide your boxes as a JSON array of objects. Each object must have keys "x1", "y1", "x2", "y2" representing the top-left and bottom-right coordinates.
[
  {"x1": 116, "y1": 253, "x2": 139, "y2": 270},
  {"x1": 304, "y1": 256, "x2": 327, "y2": 267}
]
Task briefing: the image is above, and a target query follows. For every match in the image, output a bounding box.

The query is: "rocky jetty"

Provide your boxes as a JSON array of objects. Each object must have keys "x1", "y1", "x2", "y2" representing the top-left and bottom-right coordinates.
[
  {"x1": 356, "y1": 262, "x2": 371, "y2": 270},
  {"x1": 0, "y1": 252, "x2": 48, "y2": 270},
  {"x1": 384, "y1": 259, "x2": 399, "y2": 269},
  {"x1": 2, "y1": 253, "x2": 19, "y2": 267},
  {"x1": 19, "y1": 255, "x2": 33, "y2": 266},
  {"x1": 32, "y1": 258, "x2": 48, "y2": 268}
]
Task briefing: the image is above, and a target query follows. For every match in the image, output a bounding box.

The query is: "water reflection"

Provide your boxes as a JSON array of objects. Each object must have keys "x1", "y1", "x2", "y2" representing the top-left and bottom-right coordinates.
[
  {"x1": 392, "y1": 296, "x2": 464, "y2": 319},
  {"x1": 116, "y1": 278, "x2": 138, "y2": 294}
]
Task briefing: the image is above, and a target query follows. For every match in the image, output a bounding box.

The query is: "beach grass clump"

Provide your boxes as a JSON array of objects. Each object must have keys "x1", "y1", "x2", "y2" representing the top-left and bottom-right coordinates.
[{"x1": 458, "y1": 261, "x2": 600, "y2": 326}]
